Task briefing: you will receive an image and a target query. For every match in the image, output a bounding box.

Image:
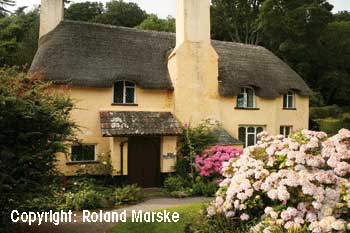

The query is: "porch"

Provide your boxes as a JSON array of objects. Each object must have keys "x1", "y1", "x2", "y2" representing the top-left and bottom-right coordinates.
[{"x1": 100, "y1": 111, "x2": 183, "y2": 187}]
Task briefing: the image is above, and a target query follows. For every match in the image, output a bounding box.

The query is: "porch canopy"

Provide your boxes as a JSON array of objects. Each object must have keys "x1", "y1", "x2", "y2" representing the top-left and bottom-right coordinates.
[{"x1": 100, "y1": 111, "x2": 183, "y2": 136}]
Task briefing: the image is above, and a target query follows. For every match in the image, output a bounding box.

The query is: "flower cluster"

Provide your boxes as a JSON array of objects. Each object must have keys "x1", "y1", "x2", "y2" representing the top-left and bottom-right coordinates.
[
  {"x1": 195, "y1": 145, "x2": 242, "y2": 177},
  {"x1": 208, "y1": 129, "x2": 350, "y2": 233}
]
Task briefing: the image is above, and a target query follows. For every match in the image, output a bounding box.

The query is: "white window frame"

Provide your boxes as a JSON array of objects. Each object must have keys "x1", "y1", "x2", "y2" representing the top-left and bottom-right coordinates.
[
  {"x1": 283, "y1": 91, "x2": 295, "y2": 109},
  {"x1": 239, "y1": 126, "x2": 264, "y2": 147},
  {"x1": 237, "y1": 87, "x2": 256, "y2": 109},
  {"x1": 70, "y1": 144, "x2": 97, "y2": 162},
  {"x1": 280, "y1": 126, "x2": 292, "y2": 138},
  {"x1": 113, "y1": 81, "x2": 136, "y2": 104}
]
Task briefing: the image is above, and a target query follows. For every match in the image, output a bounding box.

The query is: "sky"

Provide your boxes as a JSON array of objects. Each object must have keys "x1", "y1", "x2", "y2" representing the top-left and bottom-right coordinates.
[{"x1": 10, "y1": 0, "x2": 350, "y2": 19}]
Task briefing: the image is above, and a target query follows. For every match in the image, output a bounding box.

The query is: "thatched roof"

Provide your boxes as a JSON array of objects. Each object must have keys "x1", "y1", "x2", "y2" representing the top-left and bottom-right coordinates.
[
  {"x1": 31, "y1": 20, "x2": 174, "y2": 90},
  {"x1": 100, "y1": 111, "x2": 183, "y2": 136},
  {"x1": 213, "y1": 128, "x2": 243, "y2": 145},
  {"x1": 214, "y1": 41, "x2": 312, "y2": 97},
  {"x1": 30, "y1": 20, "x2": 312, "y2": 97}
]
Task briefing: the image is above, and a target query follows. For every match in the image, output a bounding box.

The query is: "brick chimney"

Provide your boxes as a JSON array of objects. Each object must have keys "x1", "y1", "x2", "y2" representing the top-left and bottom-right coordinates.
[
  {"x1": 39, "y1": 0, "x2": 64, "y2": 38},
  {"x1": 168, "y1": 0, "x2": 220, "y2": 125}
]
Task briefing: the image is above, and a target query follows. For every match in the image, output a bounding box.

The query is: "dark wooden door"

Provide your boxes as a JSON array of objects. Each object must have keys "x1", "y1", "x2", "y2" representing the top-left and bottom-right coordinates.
[{"x1": 128, "y1": 137, "x2": 160, "y2": 188}]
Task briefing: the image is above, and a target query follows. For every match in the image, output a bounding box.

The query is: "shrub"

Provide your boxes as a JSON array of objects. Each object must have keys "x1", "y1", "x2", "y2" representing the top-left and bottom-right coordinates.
[
  {"x1": 114, "y1": 184, "x2": 142, "y2": 205},
  {"x1": 176, "y1": 120, "x2": 219, "y2": 180},
  {"x1": 192, "y1": 177, "x2": 218, "y2": 197},
  {"x1": 195, "y1": 145, "x2": 242, "y2": 178},
  {"x1": 208, "y1": 129, "x2": 350, "y2": 232},
  {"x1": 163, "y1": 175, "x2": 189, "y2": 193},
  {"x1": 310, "y1": 105, "x2": 342, "y2": 119},
  {"x1": 0, "y1": 68, "x2": 77, "y2": 231},
  {"x1": 65, "y1": 189, "x2": 104, "y2": 211},
  {"x1": 316, "y1": 117, "x2": 350, "y2": 136}
]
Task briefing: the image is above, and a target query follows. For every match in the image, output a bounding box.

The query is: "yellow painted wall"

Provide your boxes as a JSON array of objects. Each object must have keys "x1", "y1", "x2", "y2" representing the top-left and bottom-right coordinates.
[
  {"x1": 219, "y1": 95, "x2": 309, "y2": 139},
  {"x1": 160, "y1": 136, "x2": 178, "y2": 173},
  {"x1": 57, "y1": 86, "x2": 174, "y2": 176},
  {"x1": 168, "y1": 42, "x2": 221, "y2": 124},
  {"x1": 57, "y1": 84, "x2": 308, "y2": 176}
]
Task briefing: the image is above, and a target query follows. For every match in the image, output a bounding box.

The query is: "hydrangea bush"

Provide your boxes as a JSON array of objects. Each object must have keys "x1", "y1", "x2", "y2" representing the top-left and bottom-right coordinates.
[
  {"x1": 195, "y1": 145, "x2": 242, "y2": 177},
  {"x1": 208, "y1": 129, "x2": 350, "y2": 233}
]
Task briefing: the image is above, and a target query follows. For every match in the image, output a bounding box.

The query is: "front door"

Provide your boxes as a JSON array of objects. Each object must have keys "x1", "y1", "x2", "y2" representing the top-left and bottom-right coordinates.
[{"x1": 127, "y1": 137, "x2": 160, "y2": 188}]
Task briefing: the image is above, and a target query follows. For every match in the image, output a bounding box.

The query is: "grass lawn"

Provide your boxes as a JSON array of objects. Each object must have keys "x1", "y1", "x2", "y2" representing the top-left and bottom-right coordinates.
[{"x1": 107, "y1": 202, "x2": 206, "y2": 233}]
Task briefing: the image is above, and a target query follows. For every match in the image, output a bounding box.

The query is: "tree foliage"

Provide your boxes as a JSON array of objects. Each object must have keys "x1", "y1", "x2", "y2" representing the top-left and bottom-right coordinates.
[
  {"x1": 0, "y1": 68, "x2": 77, "y2": 231},
  {"x1": 0, "y1": 0, "x2": 14, "y2": 16},
  {"x1": 137, "y1": 14, "x2": 175, "y2": 32},
  {"x1": 94, "y1": 0, "x2": 147, "y2": 27},
  {"x1": 0, "y1": 8, "x2": 39, "y2": 67},
  {"x1": 211, "y1": 0, "x2": 265, "y2": 44},
  {"x1": 65, "y1": 2, "x2": 104, "y2": 22}
]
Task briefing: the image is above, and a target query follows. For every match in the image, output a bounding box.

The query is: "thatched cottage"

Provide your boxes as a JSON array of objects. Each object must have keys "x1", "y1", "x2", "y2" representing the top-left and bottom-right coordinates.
[{"x1": 30, "y1": 0, "x2": 312, "y2": 187}]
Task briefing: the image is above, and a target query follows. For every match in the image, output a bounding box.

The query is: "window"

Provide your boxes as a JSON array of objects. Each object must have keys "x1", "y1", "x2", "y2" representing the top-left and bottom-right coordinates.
[
  {"x1": 283, "y1": 91, "x2": 295, "y2": 109},
  {"x1": 71, "y1": 144, "x2": 96, "y2": 161},
  {"x1": 280, "y1": 126, "x2": 292, "y2": 138},
  {"x1": 113, "y1": 81, "x2": 136, "y2": 104},
  {"x1": 237, "y1": 87, "x2": 255, "y2": 108},
  {"x1": 239, "y1": 126, "x2": 264, "y2": 147}
]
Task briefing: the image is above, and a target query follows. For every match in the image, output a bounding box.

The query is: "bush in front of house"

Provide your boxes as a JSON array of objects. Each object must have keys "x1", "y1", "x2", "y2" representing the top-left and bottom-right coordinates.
[
  {"x1": 65, "y1": 189, "x2": 105, "y2": 211},
  {"x1": 0, "y1": 68, "x2": 77, "y2": 231},
  {"x1": 195, "y1": 145, "x2": 242, "y2": 178},
  {"x1": 175, "y1": 120, "x2": 219, "y2": 180},
  {"x1": 114, "y1": 184, "x2": 143, "y2": 205},
  {"x1": 206, "y1": 129, "x2": 350, "y2": 233}
]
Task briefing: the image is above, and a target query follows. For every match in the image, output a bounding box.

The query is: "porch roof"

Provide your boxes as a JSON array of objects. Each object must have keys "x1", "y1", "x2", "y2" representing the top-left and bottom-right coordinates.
[
  {"x1": 100, "y1": 111, "x2": 183, "y2": 136},
  {"x1": 213, "y1": 128, "x2": 244, "y2": 146}
]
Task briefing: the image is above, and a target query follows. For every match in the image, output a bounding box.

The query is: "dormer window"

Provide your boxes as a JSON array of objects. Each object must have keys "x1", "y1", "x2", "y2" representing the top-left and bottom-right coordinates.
[
  {"x1": 113, "y1": 81, "x2": 136, "y2": 104},
  {"x1": 237, "y1": 87, "x2": 255, "y2": 108},
  {"x1": 283, "y1": 91, "x2": 295, "y2": 109}
]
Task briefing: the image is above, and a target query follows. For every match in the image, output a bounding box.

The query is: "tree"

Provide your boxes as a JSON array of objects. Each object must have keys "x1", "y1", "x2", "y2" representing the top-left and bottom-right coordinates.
[
  {"x1": 137, "y1": 14, "x2": 175, "y2": 32},
  {"x1": 0, "y1": 67, "x2": 77, "y2": 231},
  {"x1": 65, "y1": 2, "x2": 104, "y2": 22},
  {"x1": 258, "y1": 0, "x2": 333, "y2": 86},
  {"x1": 334, "y1": 11, "x2": 350, "y2": 22},
  {"x1": 318, "y1": 21, "x2": 350, "y2": 105},
  {"x1": 211, "y1": 0, "x2": 266, "y2": 44},
  {"x1": 95, "y1": 0, "x2": 147, "y2": 27},
  {"x1": 0, "y1": 8, "x2": 39, "y2": 67},
  {"x1": 0, "y1": 0, "x2": 14, "y2": 16}
]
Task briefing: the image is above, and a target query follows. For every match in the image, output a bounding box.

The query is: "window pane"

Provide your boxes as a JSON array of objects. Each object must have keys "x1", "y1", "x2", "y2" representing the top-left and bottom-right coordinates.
[
  {"x1": 286, "y1": 127, "x2": 291, "y2": 136},
  {"x1": 237, "y1": 94, "x2": 245, "y2": 107},
  {"x1": 114, "y1": 81, "x2": 124, "y2": 103},
  {"x1": 288, "y1": 95, "x2": 294, "y2": 108},
  {"x1": 125, "y1": 87, "x2": 135, "y2": 103},
  {"x1": 257, "y1": 127, "x2": 263, "y2": 135},
  {"x1": 247, "y1": 88, "x2": 254, "y2": 108},
  {"x1": 247, "y1": 134, "x2": 255, "y2": 146},
  {"x1": 71, "y1": 145, "x2": 95, "y2": 161},
  {"x1": 283, "y1": 94, "x2": 288, "y2": 108},
  {"x1": 248, "y1": 127, "x2": 255, "y2": 133},
  {"x1": 125, "y1": 81, "x2": 135, "y2": 87},
  {"x1": 239, "y1": 127, "x2": 246, "y2": 145},
  {"x1": 280, "y1": 126, "x2": 284, "y2": 135}
]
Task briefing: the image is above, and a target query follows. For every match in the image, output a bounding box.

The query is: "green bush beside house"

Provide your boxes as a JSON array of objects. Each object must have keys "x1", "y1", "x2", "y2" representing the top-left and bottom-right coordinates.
[{"x1": 310, "y1": 105, "x2": 350, "y2": 135}]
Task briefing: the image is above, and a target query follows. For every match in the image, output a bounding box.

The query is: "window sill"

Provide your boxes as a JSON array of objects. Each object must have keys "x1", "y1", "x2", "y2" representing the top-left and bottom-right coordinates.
[
  {"x1": 66, "y1": 161, "x2": 99, "y2": 165},
  {"x1": 111, "y1": 103, "x2": 138, "y2": 106},
  {"x1": 283, "y1": 108, "x2": 297, "y2": 110},
  {"x1": 235, "y1": 107, "x2": 260, "y2": 110}
]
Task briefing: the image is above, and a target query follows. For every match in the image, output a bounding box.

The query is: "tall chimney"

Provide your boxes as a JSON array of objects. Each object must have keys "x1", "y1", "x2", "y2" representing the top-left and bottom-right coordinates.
[
  {"x1": 39, "y1": 0, "x2": 64, "y2": 38},
  {"x1": 168, "y1": 0, "x2": 220, "y2": 125},
  {"x1": 176, "y1": 0, "x2": 211, "y2": 46}
]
